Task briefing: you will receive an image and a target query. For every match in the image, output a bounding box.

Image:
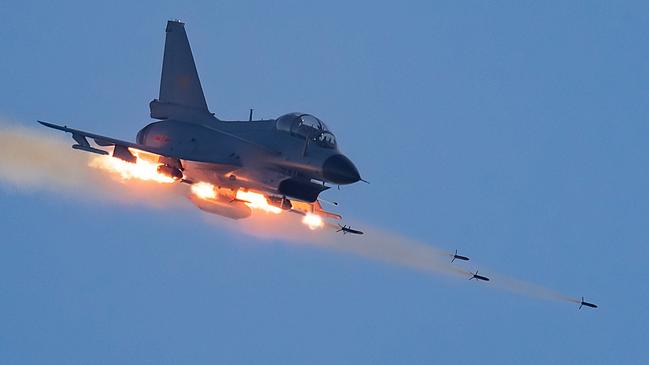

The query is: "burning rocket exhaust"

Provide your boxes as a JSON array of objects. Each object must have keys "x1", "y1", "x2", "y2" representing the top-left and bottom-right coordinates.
[
  {"x1": 89, "y1": 148, "x2": 177, "y2": 184},
  {"x1": 88, "y1": 148, "x2": 326, "y2": 229}
]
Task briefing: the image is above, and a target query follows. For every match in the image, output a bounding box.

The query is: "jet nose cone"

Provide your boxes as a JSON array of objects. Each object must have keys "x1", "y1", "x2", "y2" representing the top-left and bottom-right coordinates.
[{"x1": 323, "y1": 154, "x2": 361, "y2": 184}]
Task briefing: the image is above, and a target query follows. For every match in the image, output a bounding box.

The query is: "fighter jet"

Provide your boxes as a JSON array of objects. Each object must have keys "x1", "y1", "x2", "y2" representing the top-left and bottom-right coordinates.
[
  {"x1": 469, "y1": 270, "x2": 490, "y2": 282},
  {"x1": 451, "y1": 249, "x2": 470, "y2": 263},
  {"x1": 579, "y1": 297, "x2": 598, "y2": 309},
  {"x1": 336, "y1": 224, "x2": 364, "y2": 235},
  {"x1": 39, "y1": 20, "x2": 362, "y2": 220}
]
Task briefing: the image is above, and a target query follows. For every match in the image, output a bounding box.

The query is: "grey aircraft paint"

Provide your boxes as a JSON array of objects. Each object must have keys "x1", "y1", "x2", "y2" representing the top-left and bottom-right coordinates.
[{"x1": 40, "y1": 20, "x2": 362, "y2": 219}]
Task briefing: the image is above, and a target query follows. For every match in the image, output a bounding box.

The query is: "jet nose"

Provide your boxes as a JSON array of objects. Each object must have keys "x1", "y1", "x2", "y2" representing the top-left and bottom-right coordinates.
[{"x1": 322, "y1": 154, "x2": 361, "y2": 184}]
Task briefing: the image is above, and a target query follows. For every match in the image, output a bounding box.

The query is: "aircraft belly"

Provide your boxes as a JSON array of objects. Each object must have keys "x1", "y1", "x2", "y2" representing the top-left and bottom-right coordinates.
[
  {"x1": 182, "y1": 161, "x2": 234, "y2": 185},
  {"x1": 182, "y1": 161, "x2": 286, "y2": 194}
]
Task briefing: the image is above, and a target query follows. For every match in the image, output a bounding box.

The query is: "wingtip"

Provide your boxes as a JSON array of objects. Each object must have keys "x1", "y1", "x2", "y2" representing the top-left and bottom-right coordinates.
[
  {"x1": 37, "y1": 120, "x2": 54, "y2": 128},
  {"x1": 37, "y1": 120, "x2": 65, "y2": 130}
]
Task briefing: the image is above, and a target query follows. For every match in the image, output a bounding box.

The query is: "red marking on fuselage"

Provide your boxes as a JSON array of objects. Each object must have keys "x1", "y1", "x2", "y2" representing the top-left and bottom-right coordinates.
[{"x1": 152, "y1": 135, "x2": 171, "y2": 143}]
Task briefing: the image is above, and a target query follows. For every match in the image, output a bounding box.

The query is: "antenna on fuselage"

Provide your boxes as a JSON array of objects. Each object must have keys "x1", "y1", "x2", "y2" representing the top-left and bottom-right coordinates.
[{"x1": 249, "y1": 108, "x2": 254, "y2": 122}]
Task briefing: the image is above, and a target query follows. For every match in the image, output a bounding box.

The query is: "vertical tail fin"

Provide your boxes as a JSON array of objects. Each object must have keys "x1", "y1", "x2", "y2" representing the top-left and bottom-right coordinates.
[{"x1": 151, "y1": 20, "x2": 213, "y2": 121}]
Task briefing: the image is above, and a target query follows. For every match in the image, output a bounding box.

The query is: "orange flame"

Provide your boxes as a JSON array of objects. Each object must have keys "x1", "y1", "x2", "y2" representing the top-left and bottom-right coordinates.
[
  {"x1": 191, "y1": 182, "x2": 217, "y2": 199},
  {"x1": 91, "y1": 151, "x2": 326, "y2": 230},
  {"x1": 188, "y1": 183, "x2": 282, "y2": 215},
  {"x1": 89, "y1": 149, "x2": 174, "y2": 183},
  {"x1": 302, "y1": 212, "x2": 324, "y2": 230},
  {"x1": 235, "y1": 190, "x2": 282, "y2": 214}
]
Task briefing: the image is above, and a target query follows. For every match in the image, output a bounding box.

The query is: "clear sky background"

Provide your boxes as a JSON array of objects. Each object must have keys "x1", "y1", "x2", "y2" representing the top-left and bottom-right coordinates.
[{"x1": 1, "y1": 1, "x2": 648, "y2": 364}]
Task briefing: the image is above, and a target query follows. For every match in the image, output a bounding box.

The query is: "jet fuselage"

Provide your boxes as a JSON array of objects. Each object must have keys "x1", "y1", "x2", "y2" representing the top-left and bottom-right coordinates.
[{"x1": 135, "y1": 115, "x2": 360, "y2": 202}]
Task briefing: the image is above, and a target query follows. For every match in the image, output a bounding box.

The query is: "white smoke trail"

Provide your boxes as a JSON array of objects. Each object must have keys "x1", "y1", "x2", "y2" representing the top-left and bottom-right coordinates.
[
  {"x1": 489, "y1": 274, "x2": 581, "y2": 304},
  {"x1": 0, "y1": 121, "x2": 185, "y2": 208},
  {"x1": 0, "y1": 122, "x2": 95, "y2": 191},
  {"x1": 227, "y1": 213, "x2": 470, "y2": 277},
  {"x1": 219, "y1": 212, "x2": 580, "y2": 304},
  {"x1": 0, "y1": 121, "x2": 582, "y2": 305}
]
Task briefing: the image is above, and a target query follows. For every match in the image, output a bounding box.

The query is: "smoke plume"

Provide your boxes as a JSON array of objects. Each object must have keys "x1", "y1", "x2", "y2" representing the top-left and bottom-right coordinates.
[{"x1": 0, "y1": 121, "x2": 186, "y2": 207}]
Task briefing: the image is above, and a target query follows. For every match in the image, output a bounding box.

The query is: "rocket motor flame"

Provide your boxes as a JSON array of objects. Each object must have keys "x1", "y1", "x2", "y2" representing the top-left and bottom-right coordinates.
[
  {"x1": 91, "y1": 152, "x2": 320, "y2": 227},
  {"x1": 90, "y1": 152, "x2": 319, "y2": 226},
  {"x1": 191, "y1": 182, "x2": 217, "y2": 199},
  {"x1": 188, "y1": 182, "x2": 323, "y2": 228},
  {"x1": 89, "y1": 149, "x2": 175, "y2": 184},
  {"x1": 186, "y1": 179, "x2": 323, "y2": 229},
  {"x1": 235, "y1": 190, "x2": 282, "y2": 214},
  {"x1": 302, "y1": 213, "x2": 324, "y2": 230}
]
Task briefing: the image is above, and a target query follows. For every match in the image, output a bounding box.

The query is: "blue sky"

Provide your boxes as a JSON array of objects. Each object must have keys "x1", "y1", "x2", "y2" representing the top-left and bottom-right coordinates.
[{"x1": 1, "y1": 1, "x2": 648, "y2": 363}]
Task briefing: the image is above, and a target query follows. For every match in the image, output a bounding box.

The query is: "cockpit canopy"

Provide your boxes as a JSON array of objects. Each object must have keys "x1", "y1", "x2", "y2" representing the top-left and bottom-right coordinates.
[{"x1": 275, "y1": 113, "x2": 336, "y2": 148}]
